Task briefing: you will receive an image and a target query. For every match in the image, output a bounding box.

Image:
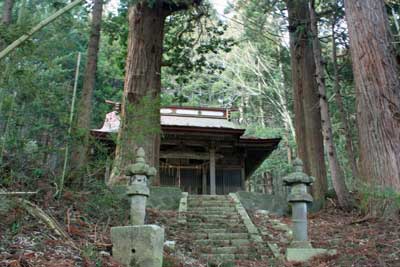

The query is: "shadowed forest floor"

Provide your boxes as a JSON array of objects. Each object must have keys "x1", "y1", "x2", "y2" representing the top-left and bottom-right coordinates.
[{"x1": 0, "y1": 188, "x2": 399, "y2": 267}]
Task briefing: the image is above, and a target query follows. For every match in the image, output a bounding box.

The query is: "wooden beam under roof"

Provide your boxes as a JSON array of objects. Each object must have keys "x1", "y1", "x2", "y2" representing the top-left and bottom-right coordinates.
[{"x1": 160, "y1": 151, "x2": 223, "y2": 160}]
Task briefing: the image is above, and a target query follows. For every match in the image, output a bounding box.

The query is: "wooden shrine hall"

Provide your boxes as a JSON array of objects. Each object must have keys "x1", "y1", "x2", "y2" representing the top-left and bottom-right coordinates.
[{"x1": 91, "y1": 105, "x2": 280, "y2": 195}]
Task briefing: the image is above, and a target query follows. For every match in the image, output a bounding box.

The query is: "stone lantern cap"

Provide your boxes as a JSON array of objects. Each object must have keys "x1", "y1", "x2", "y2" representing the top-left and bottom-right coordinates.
[
  {"x1": 283, "y1": 158, "x2": 314, "y2": 203},
  {"x1": 125, "y1": 148, "x2": 157, "y2": 177},
  {"x1": 283, "y1": 159, "x2": 315, "y2": 186},
  {"x1": 125, "y1": 148, "x2": 157, "y2": 197},
  {"x1": 287, "y1": 191, "x2": 313, "y2": 203}
]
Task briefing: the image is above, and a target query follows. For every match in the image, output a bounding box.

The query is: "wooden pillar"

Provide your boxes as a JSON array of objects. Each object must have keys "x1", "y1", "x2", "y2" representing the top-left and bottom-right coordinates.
[
  {"x1": 177, "y1": 166, "x2": 181, "y2": 189},
  {"x1": 241, "y1": 167, "x2": 246, "y2": 191},
  {"x1": 202, "y1": 164, "x2": 207, "y2": 195},
  {"x1": 241, "y1": 156, "x2": 246, "y2": 191},
  {"x1": 210, "y1": 148, "x2": 216, "y2": 195}
]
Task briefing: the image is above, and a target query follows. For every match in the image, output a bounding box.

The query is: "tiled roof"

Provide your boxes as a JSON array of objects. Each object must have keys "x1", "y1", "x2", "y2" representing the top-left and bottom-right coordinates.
[
  {"x1": 161, "y1": 115, "x2": 243, "y2": 130},
  {"x1": 92, "y1": 108, "x2": 244, "y2": 133}
]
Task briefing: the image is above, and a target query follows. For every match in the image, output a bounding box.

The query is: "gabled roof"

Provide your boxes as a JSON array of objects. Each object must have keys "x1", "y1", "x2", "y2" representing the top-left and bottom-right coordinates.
[
  {"x1": 161, "y1": 115, "x2": 243, "y2": 130},
  {"x1": 92, "y1": 106, "x2": 245, "y2": 134},
  {"x1": 91, "y1": 105, "x2": 281, "y2": 178}
]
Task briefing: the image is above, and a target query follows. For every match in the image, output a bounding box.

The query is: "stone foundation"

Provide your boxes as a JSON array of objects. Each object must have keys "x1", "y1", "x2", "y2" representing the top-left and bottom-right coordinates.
[{"x1": 111, "y1": 225, "x2": 164, "y2": 267}]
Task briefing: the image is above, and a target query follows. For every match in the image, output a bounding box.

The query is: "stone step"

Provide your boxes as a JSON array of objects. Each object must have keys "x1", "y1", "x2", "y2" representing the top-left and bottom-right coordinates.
[
  {"x1": 188, "y1": 223, "x2": 246, "y2": 232},
  {"x1": 188, "y1": 195, "x2": 230, "y2": 200},
  {"x1": 200, "y1": 253, "x2": 235, "y2": 263},
  {"x1": 194, "y1": 228, "x2": 228, "y2": 234},
  {"x1": 188, "y1": 223, "x2": 225, "y2": 229},
  {"x1": 187, "y1": 198, "x2": 233, "y2": 203},
  {"x1": 193, "y1": 227, "x2": 247, "y2": 234},
  {"x1": 187, "y1": 214, "x2": 240, "y2": 220},
  {"x1": 187, "y1": 210, "x2": 238, "y2": 216},
  {"x1": 197, "y1": 245, "x2": 270, "y2": 257},
  {"x1": 188, "y1": 217, "x2": 242, "y2": 224},
  {"x1": 192, "y1": 232, "x2": 249, "y2": 241},
  {"x1": 182, "y1": 194, "x2": 271, "y2": 263},
  {"x1": 188, "y1": 207, "x2": 236, "y2": 212},
  {"x1": 194, "y1": 239, "x2": 252, "y2": 247},
  {"x1": 188, "y1": 202, "x2": 235, "y2": 207},
  {"x1": 200, "y1": 253, "x2": 250, "y2": 263},
  {"x1": 188, "y1": 197, "x2": 233, "y2": 202},
  {"x1": 207, "y1": 233, "x2": 249, "y2": 240},
  {"x1": 199, "y1": 246, "x2": 254, "y2": 254}
]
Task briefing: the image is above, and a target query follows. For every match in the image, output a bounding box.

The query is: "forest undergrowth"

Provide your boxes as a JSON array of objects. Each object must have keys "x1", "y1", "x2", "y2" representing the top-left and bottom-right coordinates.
[{"x1": 0, "y1": 183, "x2": 399, "y2": 267}]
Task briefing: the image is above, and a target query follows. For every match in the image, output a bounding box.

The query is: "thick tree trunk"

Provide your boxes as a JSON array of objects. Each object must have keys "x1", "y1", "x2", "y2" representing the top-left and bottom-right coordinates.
[
  {"x1": 1, "y1": 0, "x2": 14, "y2": 25},
  {"x1": 310, "y1": 1, "x2": 353, "y2": 210},
  {"x1": 331, "y1": 18, "x2": 359, "y2": 180},
  {"x1": 109, "y1": 3, "x2": 168, "y2": 185},
  {"x1": 345, "y1": 0, "x2": 400, "y2": 192},
  {"x1": 70, "y1": 0, "x2": 103, "y2": 178},
  {"x1": 286, "y1": 0, "x2": 327, "y2": 203},
  {"x1": 109, "y1": 1, "x2": 199, "y2": 186},
  {"x1": 0, "y1": 0, "x2": 14, "y2": 49}
]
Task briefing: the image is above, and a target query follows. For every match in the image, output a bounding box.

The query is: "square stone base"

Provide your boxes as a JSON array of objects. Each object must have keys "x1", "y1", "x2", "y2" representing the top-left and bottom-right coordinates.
[
  {"x1": 111, "y1": 225, "x2": 164, "y2": 267},
  {"x1": 286, "y1": 248, "x2": 336, "y2": 262}
]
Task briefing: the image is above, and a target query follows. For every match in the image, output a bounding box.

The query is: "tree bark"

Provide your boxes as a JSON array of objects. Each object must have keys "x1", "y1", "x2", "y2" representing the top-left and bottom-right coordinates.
[
  {"x1": 345, "y1": 0, "x2": 400, "y2": 191},
  {"x1": 310, "y1": 1, "x2": 353, "y2": 210},
  {"x1": 71, "y1": 0, "x2": 103, "y2": 178},
  {"x1": 286, "y1": 0, "x2": 327, "y2": 203},
  {"x1": 1, "y1": 0, "x2": 14, "y2": 25},
  {"x1": 331, "y1": 15, "x2": 359, "y2": 180},
  {"x1": 109, "y1": 1, "x2": 200, "y2": 186},
  {"x1": 109, "y1": 2, "x2": 167, "y2": 186}
]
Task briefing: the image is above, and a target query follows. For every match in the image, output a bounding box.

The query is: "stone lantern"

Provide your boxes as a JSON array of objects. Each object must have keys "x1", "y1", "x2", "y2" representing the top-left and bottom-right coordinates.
[
  {"x1": 283, "y1": 158, "x2": 335, "y2": 262},
  {"x1": 125, "y1": 147, "x2": 156, "y2": 225},
  {"x1": 111, "y1": 148, "x2": 164, "y2": 267},
  {"x1": 283, "y1": 158, "x2": 314, "y2": 247}
]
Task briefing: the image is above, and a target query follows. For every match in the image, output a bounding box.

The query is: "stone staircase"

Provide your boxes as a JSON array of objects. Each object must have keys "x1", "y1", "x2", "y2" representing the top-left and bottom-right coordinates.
[{"x1": 184, "y1": 194, "x2": 270, "y2": 264}]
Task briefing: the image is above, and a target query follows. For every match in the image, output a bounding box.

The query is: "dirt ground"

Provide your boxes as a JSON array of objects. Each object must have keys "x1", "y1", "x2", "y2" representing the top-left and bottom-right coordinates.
[{"x1": 0, "y1": 190, "x2": 399, "y2": 267}]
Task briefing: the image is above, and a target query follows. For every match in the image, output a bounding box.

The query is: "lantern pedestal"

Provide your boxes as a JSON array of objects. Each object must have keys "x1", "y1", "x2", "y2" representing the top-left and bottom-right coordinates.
[
  {"x1": 283, "y1": 159, "x2": 336, "y2": 262},
  {"x1": 110, "y1": 148, "x2": 163, "y2": 267},
  {"x1": 111, "y1": 225, "x2": 164, "y2": 267}
]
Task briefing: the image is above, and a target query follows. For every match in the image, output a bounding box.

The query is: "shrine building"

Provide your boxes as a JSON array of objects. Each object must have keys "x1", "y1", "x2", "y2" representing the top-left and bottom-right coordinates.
[{"x1": 91, "y1": 105, "x2": 280, "y2": 195}]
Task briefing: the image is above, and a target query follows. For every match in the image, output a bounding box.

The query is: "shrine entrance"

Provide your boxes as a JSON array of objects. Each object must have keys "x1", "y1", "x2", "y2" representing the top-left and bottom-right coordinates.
[{"x1": 92, "y1": 105, "x2": 281, "y2": 194}]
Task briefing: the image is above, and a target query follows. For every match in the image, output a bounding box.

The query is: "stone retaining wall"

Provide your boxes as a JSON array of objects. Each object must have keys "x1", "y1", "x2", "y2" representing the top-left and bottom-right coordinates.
[
  {"x1": 147, "y1": 186, "x2": 182, "y2": 211},
  {"x1": 235, "y1": 191, "x2": 289, "y2": 215}
]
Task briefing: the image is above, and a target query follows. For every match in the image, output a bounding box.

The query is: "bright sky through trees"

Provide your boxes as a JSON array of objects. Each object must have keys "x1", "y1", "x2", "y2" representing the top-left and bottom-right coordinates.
[{"x1": 105, "y1": 0, "x2": 229, "y2": 15}]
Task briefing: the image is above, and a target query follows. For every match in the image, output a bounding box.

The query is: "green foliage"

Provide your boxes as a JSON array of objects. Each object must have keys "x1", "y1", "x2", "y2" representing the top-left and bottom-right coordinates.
[
  {"x1": 82, "y1": 181, "x2": 129, "y2": 222},
  {"x1": 0, "y1": 1, "x2": 90, "y2": 190},
  {"x1": 244, "y1": 126, "x2": 293, "y2": 191},
  {"x1": 10, "y1": 221, "x2": 21, "y2": 235},
  {"x1": 117, "y1": 95, "x2": 161, "y2": 166},
  {"x1": 358, "y1": 183, "x2": 400, "y2": 216},
  {"x1": 81, "y1": 243, "x2": 108, "y2": 266},
  {"x1": 103, "y1": 0, "x2": 235, "y2": 83},
  {"x1": 0, "y1": 0, "x2": 386, "y2": 213},
  {"x1": 0, "y1": 196, "x2": 13, "y2": 217},
  {"x1": 163, "y1": 6, "x2": 235, "y2": 81}
]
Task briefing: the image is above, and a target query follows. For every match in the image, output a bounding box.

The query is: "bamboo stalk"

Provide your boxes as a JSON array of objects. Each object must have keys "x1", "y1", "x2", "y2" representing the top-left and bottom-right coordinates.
[
  {"x1": 0, "y1": 92, "x2": 16, "y2": 166},
  {"x1": 58, "y1": 52, "x2": 81, "y2": 198},
  {"x1": 0, "y1": 0, "x2": 84, "y2": 60},
  {"x1": 0, "y1": 191, "x2": 38, "y2": 196}
]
